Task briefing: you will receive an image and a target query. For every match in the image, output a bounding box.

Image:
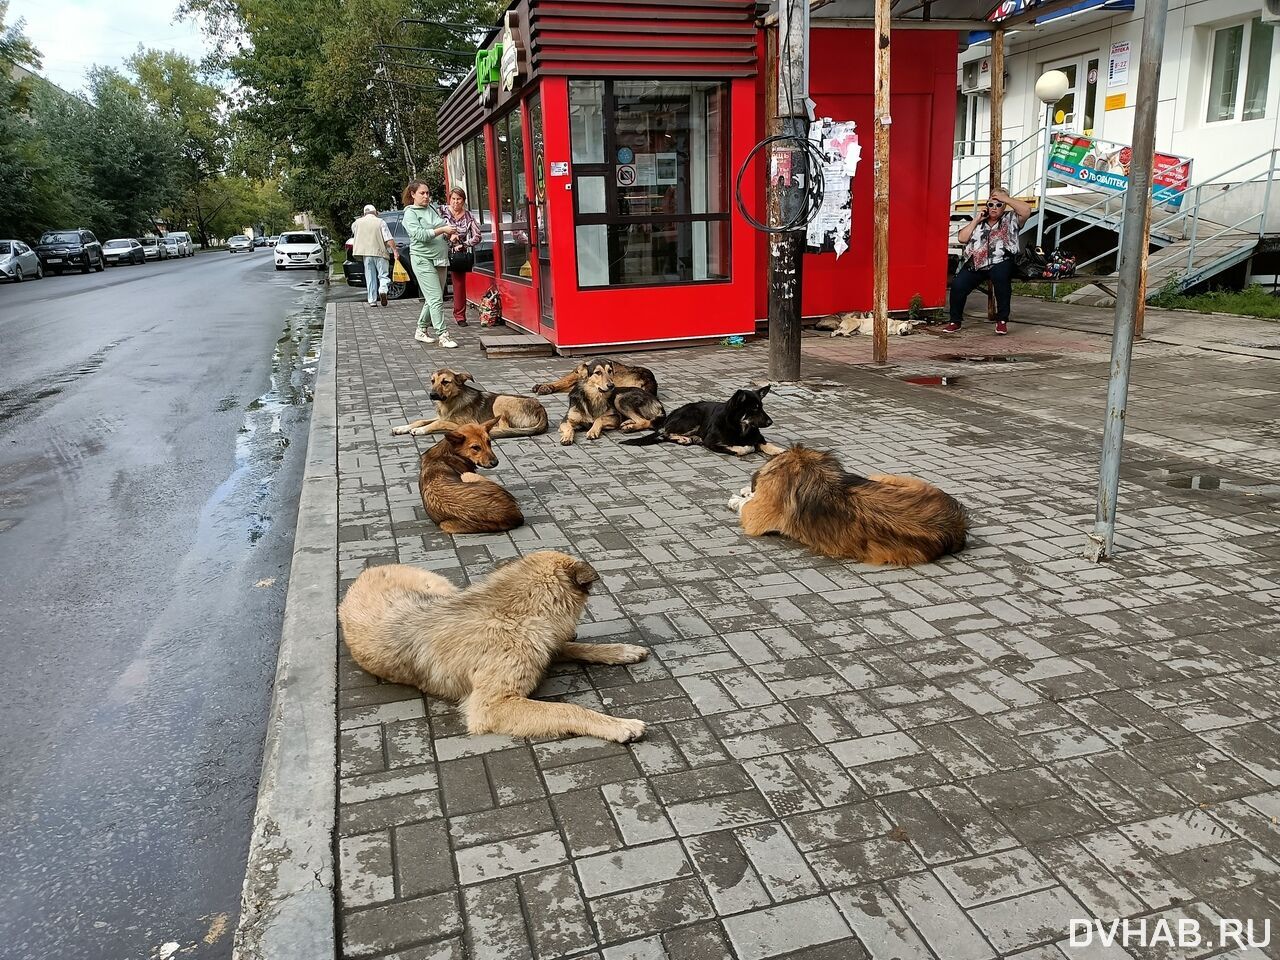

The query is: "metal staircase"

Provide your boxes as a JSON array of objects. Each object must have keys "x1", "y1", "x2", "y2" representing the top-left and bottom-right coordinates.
[{"x1": 951, "y1": 139, "x2": 1280, "y2": 303}]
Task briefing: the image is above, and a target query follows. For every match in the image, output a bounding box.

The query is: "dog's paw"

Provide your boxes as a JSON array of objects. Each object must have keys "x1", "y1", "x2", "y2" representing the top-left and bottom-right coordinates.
[
  {"x1": 409, "y1": 426, "x2": 431, "y2": 436},
  {"x1": 614, "y1": 644, "x2": 649, "y2": 664},
  {"x1": 391, "y1": 425, "x2": 411, "y2": 435},
  {"x1": 606, "y1": 718, "x2": 647, "y2": 743},
  {"x1": 728, "y1": 487, "x2": 755, "y2": 512},
  {"x1": 585, "y1": 430, "x2": 603, "y2": 440},
  {"x1": 532, "y1": 383, "x2": 552, "y2": 395}
]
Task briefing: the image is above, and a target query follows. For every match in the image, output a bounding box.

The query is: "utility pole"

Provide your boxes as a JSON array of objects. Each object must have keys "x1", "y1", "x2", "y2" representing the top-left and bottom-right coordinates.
[
  {"x1": 871, "y1": 0, "x2": 891, "y2": 363},
  {"x1": 1087, "y1": 0, "x2": 1169, "y2": 561},
  {"x1": 767, "y1": 0, "x2": 809, "y2": 382}
]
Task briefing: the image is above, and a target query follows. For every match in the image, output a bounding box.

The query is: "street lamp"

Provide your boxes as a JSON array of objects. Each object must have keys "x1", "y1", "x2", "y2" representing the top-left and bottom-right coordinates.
[{"x1": 1034, "y1": 70, "x2": 1070, "y2": 248}]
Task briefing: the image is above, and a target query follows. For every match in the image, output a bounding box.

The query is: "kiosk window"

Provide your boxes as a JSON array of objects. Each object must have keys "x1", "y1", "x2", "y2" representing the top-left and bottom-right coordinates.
[{"x1": 568, "y1": 79, "x2": 730, "y2": 288}]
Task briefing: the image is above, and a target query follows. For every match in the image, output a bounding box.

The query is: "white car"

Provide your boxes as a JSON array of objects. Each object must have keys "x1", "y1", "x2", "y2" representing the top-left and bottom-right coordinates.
[
  {"x1": 274, "y1": 231, "x2": 327, "y2": 271},
  {"x1": 227, "y1": 235, "x2": 252, "y2": 253},
  {"x1": 0, "y1": 240, "x2": 42, "y2": 281},
  {"x1": 165, "y1": 232, "x2": 194, "y2": 257}
]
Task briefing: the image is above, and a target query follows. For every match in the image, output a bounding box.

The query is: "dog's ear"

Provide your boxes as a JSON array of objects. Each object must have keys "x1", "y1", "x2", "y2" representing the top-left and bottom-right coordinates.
[
  {"x1": 570, "y1": 560, "x2": 599, "y2": 590},
  {"x1": 481, "y1": 417, "x2": 500, "y2": 433},
  {"x1": 754, "y1": 383, "x2": 771, "y2": 398},
  {"x1": 444, "y1": 430, "x2": 467, "y2": 446},
  {"x1": 455, "y1": 370, "x2": 474, "y2": 384}
]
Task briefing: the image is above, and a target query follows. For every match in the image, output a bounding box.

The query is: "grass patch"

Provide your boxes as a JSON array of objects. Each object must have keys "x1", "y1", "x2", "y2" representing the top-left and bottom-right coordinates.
[
  {"x1": 1011, "y1": 280, "x2": 1088, "y2": 300},
  {"x1": 1147, "y1": 284, "x2": 1280, "y2": 320}
]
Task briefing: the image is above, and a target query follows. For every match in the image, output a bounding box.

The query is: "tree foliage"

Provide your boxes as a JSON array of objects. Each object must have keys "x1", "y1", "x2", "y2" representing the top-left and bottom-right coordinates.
[{"x1": 181, "y1": 0, "x2": 500, "y2": 233}]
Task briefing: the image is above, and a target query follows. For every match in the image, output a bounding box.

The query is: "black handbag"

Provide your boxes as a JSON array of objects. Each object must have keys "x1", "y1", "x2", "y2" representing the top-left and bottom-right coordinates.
[
  {"x1": 448, "y1": 245, "x2": 474, "y2": 273},
  {"x1": 1016, "y1": 245, "x2": 1049, "y2": 279}
]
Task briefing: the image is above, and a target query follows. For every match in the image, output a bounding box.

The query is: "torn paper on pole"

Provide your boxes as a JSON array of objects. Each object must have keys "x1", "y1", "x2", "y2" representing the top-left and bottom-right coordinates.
[{"x1": 806, "y1": 118, "x2": 859, "y2": 257}]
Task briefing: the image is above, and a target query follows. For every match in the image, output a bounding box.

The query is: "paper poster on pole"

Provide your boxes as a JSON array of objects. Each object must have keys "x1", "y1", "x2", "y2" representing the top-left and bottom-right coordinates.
[
  {"x1": 1107, "y1": 41, "x2": 1130, "y2": 88},
  {"x1": 633, "y1": 153, "x2": 657, "y2": 186},
  {"x1": 806, "y1": 118, "x2": 858, "y2": 258}
]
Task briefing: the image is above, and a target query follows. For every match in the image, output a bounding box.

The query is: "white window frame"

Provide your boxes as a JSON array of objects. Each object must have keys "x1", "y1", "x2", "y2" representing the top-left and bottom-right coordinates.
[{"x1": 1204, "y1": 17, "x2": 1273, "y2": 125}]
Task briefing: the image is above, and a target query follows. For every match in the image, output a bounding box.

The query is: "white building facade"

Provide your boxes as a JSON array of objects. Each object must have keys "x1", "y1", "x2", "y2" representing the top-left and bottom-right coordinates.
[{"x1": 955, "y1": 0, "x2": 1280, "y2": 235}]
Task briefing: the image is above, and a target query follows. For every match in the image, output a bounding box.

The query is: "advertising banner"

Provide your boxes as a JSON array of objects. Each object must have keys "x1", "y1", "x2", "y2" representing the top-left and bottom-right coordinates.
[{"x1": 1046, "y1": 133, "x2": 1192, "y2": 208}]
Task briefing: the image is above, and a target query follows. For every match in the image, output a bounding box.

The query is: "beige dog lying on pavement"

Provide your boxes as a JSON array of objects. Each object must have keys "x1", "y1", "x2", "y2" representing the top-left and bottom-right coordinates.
[
  {"x1": 391, "y1": 368, "x2": 548, "y2": 438},
  {"x1": 338, "y1": 552, "x2": 649, "y2": 742}
]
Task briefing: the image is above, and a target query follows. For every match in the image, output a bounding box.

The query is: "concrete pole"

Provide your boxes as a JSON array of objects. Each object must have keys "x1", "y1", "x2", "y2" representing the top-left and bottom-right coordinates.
[
  {"x1": 871, "y1": 0, "x2": 891, "y2": 364},
  {"x1": 1035, "y1": 104, "x2": 1051, "y2": 248},
  {"x1": 1086, "y1": 0, "x2": 1168, "y2": 562},
  {"x1": 767, "y1": 0, "x2": 809, "y2": 382}
]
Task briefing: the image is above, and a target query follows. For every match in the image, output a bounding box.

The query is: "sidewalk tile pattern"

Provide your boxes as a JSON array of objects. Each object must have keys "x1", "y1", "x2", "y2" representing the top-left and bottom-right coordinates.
[{"x1": 333, "y1": 301, "x2": 1280, "y2": 960}]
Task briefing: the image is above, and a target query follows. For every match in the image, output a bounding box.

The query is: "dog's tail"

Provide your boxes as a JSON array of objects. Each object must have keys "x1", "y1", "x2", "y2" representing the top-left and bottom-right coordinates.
[{"x1": 621, "y1": 431, "x2": 665, "y2": 447}]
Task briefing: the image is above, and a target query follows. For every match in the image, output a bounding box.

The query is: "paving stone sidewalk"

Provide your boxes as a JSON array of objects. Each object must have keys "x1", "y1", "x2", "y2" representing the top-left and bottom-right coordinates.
[{"x1": 333, "y1": 298, "x2": 1280, "y2": 960}]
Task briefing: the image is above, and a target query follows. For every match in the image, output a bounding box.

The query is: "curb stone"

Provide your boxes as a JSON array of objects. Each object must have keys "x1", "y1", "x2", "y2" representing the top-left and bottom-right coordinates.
[{"x1": 233, "y1": 301, "x2": 339, "y2": 960}]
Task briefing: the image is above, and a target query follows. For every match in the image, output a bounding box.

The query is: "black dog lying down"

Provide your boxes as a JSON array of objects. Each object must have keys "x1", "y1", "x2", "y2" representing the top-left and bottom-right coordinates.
[{"x1": 621, "y1": 384, "x2": 784, "y2": 456}]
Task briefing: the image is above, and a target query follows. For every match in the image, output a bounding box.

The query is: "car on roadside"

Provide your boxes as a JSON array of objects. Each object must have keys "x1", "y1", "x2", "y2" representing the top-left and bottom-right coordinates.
[
  {"x1": 0, "y1": 240, "x2": 43, "y2": 282},
  {"x1": 160, "y1": 237, "x2": 183, "y2": 259},
  {"x1": 165, "y1": 232, "x2": 194, "y2": 257},
  {"x1": 227, "y1": 235, "x2": 253, "y2": 253},
  {"x1": 275, "y1": 230, "x2": 327, "y2": 271},
  {"x1": 140, "y1": 238, "x2": 167, "y2": 261},
  {"x1": 103, "y1": 238, "x2": 146, "y2": 266},
  {"x1": 36, "y1": 228, "x2": 104, "y2": 274}
]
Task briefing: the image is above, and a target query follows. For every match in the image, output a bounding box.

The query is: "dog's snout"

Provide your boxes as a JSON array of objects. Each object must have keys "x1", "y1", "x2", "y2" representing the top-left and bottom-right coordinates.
[
  {"x1": 429, "y1": 391, "x2": 443, "y2": 401},
  {"x1": 761, "y1": 415, "x2": 773, "y2": 428},
  {"x1": 486, "y1": 455, "x2": 499, "y2": 468}
]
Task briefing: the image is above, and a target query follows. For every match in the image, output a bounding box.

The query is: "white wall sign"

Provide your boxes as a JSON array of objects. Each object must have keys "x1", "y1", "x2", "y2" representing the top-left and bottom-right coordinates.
[
  {"x1": 634, "y1": 153, "x2": 657, "y2": 186},
  {"x1": 1107, "y1": 40, "x2": 1130, "y2": 89},
  {"x1": 500, "y1": 12, "x2": 525, "y2": 92}
]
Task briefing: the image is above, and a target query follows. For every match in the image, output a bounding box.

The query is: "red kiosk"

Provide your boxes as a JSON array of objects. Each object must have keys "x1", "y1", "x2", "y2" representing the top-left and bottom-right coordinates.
[{"x1": 437, "y1": 0, "x2": 958, "y2": 352}]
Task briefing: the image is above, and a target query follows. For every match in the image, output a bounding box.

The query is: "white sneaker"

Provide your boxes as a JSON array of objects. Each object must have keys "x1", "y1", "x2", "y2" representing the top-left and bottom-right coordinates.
[
  {"x1": 439, "y1": 335, "x2": 459, "y2": 349},
  {"x1": 414, "y1": 330, "x2": 434, "y2": 344}
]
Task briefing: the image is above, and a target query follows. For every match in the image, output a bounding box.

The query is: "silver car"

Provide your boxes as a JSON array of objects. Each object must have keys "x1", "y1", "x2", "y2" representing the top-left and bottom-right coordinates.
[{"x1": 0, "y1": 240, "x2": 42, "y2": 281}]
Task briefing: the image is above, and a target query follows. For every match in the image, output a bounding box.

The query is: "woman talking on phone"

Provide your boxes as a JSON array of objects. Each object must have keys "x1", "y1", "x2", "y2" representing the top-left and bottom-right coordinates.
[{"x1": 944, "y1": 187, "x2": 1032, "y2": 336}]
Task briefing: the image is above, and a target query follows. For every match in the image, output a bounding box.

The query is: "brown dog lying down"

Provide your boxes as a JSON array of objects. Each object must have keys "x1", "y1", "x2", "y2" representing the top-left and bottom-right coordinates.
[
  {"x1": 729, "y1": 446, "x2": 968, "y2": 566},
  {"x1": 559, "y1": 358, "x2": 665, "y2": 445},
  {"x1": 533, "y1": 358, "x2": 659, "y2": 397},
  {"x1": 419, "y1": 419, "x2": 522, "y2": 534},
  {"x1": 393, "y1": 368, "x2": 548, "y2": 438},
  {"x1": 338, "y1": 552, "x2": 650, "y2": 743}
]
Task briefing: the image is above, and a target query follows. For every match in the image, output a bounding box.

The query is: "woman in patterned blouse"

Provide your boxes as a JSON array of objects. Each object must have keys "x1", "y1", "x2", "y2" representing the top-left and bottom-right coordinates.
[
  {"x1": 443, "y1": 187, "x2": 483, "y2": 327},
  {"x1": 945, "y1": 187, "x2": 1031, "y2": 336}
]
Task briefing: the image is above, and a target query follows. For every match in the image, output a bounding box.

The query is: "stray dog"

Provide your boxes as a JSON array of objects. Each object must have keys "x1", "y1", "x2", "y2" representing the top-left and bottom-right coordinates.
[
  {"x1": 559, "y1": 359, "x2": 665, "y2": 445},
  {"x1": 622, "y1": 384, "x2": 784, "y2": 456},
  {"x1": 728, "y1": 446, "x2": 967, "y2": 565},
  {"x1": 418, "y1": 419, "x2": 522, "y2": 534},
  {"x1": 338, "y1": 552, "x2": 650, "y2": 742},
  {"x1": 392, "y1": 369, "x2": 548, "y2": 438},
  {"x1": 830, "y1": 311, "x2": 912, "y2": 337},
  {"x1": 533, "y1": 358, "x2": 659, "y2": 397}
]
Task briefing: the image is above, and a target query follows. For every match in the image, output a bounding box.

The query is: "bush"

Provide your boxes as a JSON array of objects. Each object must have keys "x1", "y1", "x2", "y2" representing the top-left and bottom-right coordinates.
[{"x1": 1148, "y1": 283, "x2": 1280, "y2": 320}]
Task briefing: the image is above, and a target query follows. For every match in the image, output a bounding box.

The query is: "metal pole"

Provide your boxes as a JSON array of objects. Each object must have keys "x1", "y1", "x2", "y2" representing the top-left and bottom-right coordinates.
[
  {"x1": 871, "y1": 0, "x2": 891, "y2": 364},
  {"x1": 767, "y1": 0, "x2": 809, "y2": 383},
  {"x1": 1035, "y1": 104, "x2": 1051, "y2": 248},
  {"x1": 1260, "y1": 148, "x2": 1276, "y2": 239},
  {"x1": 1086, "y1": 0, "x2": 1168, "y2": 562}
]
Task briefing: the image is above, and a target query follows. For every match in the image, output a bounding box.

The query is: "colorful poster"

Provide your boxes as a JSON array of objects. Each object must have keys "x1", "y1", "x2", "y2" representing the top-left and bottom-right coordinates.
[{"x1": 1046, "y1": 133, "x2": 1192, "y2": 208}]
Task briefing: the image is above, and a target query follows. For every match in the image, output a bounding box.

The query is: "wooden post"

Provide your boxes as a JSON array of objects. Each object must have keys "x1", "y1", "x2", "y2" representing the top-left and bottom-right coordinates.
[
  {"x1": 871, "y1": 0, "x2": 891, "y2": 364},
  {"x1": 767, "y1": 0, "x2": 808, "y2": 382},
  {"x1": 989, "y1": 29, "x2": 1004, "y2": 192},
  {"x1": 1134, "y1": 194, "x2": 1152, "y2": 337}
]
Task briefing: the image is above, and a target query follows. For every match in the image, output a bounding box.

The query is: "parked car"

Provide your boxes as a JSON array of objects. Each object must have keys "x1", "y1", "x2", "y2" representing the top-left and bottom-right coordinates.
[
  {"x1": 36, "y1": 228, "x2": 104, "y2": 274},
  {"x1": 140, "y1": 237, "x2": 167, "y2": 261},
  {"x1": 160, "y1": 237, "x2": 183, "y2": 259},
  {"x1": 275, "y1": 230, "x2": 327, "y2": 271},
  {"x1": 0, "y1": 240, "x2": 43, "y2": 281},
  {"x1": 265, "y1": 235, "x2": 279, "y2": 247},
  {"x1": 341, "y1": 210, "x2": 420, "y2": 299},
  {"x1": 103, "y1": 238, "x2": 146, "y2": 266},
  {"x1": 252, "y1": 235, "x2": 267, "y2": 248},
  {"x1": 227, "y1": 235, "x2": 252, "y2": 253},
  {"x1": 166, "y1": 232, "x2": 194, "y2": 257}
]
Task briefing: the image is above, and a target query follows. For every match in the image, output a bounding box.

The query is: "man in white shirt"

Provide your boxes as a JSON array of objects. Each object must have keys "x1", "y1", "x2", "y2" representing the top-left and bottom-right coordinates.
[{"x1": 350, "y1": 204, "x2": 399, "y2": 306}]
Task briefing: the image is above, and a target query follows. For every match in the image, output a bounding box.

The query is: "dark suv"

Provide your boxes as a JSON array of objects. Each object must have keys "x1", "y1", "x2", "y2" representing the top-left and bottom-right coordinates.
[{"x1": 36, "y1": 229, "x2": 105, "y2": 274}]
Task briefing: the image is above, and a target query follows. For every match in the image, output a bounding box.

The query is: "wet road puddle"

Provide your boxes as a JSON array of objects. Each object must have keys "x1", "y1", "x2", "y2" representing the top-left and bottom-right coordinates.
[
  {"x1": 901, "y1": 375, "x2": 963, "y2": 387},
  {"x1": 207, "y1": 294, "x2": 323, "y2": 545},
  {"x1": 940, "y1": 353, "x2": 1059, "y2": 364},
  {"x1": 0, "y1": 337, "x2": 134, "y2": 425},
  {"x1": 1160, "y1": 470, "x2": 1280, "y2": 495}
]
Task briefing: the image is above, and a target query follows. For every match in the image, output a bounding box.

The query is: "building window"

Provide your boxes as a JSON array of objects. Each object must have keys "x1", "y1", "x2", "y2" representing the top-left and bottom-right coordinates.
[
  {"x1": 568, "y1": 78, "x2": 731, "y2": 288},
  {"x1": 463, "y1": 133, "x2": 489, "y2": 225},
  {"x1": 955, "y1": 91, "x2": 981, "y2": 158},
  {"x1": 494, "y1": 107, "x2": 533, "y2": 282},
  {"x1": 1206, "y1": 17, "x2": 1273, "y2": 123}
]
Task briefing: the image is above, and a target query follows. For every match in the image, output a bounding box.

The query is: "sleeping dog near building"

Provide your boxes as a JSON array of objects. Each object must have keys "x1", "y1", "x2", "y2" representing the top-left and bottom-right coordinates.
[
  {"x1": 728, "y1": 446, "x2": 967, "y2": 565},
  {"x1": 533, "y1": 358, "x2": 659, "y2": 397},
  {"x1": 559, "y1": 359, "x2": 664, "y2": 445},
  {"x1": 622, "y1": 384, "x2": 784, "y2": 456}
]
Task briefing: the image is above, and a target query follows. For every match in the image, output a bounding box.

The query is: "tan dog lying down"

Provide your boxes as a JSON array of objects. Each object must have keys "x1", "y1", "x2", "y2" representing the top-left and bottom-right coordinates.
[
  {"x1": 392, "y1": 369, "x2": 548, "y2": 438},
  {"x1": 338, "y1": 552, "x2": 650, "y2": 742}
]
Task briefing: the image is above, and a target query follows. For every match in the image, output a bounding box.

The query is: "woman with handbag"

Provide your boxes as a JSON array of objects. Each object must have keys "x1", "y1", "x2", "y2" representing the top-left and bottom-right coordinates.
[
  {"x1": 945, "y1": 187, "x2": 1031, "y2": 336},
  {"x1": 401, "y1": 180, "x2": 459, "y2": 349},
  {"x1": 443, "y1": 187, "x2": 482, "y2": 327}
]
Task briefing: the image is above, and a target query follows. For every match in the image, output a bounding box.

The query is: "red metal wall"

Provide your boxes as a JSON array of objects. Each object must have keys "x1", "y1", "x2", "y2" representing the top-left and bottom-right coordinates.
[{"x1": 754, "y1": 28, "x2": 958, "y2": 318}]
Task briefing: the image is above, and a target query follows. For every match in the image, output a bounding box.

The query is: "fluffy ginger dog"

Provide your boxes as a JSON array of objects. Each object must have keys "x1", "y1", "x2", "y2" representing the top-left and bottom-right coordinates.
[{"x1": 339, "y1": 552, "x2": 650, "y2": 742}]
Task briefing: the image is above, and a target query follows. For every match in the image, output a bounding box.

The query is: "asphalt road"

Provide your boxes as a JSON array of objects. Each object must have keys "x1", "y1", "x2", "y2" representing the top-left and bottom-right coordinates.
[{"x1": 0, "y1": 251, "x2": 329, "y2": 960}]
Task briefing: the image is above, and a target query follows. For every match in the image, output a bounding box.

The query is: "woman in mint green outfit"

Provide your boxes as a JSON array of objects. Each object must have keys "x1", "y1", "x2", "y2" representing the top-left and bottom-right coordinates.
[{"x1": 401, "y1": 180, "x2": 459, "y2": 349}]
